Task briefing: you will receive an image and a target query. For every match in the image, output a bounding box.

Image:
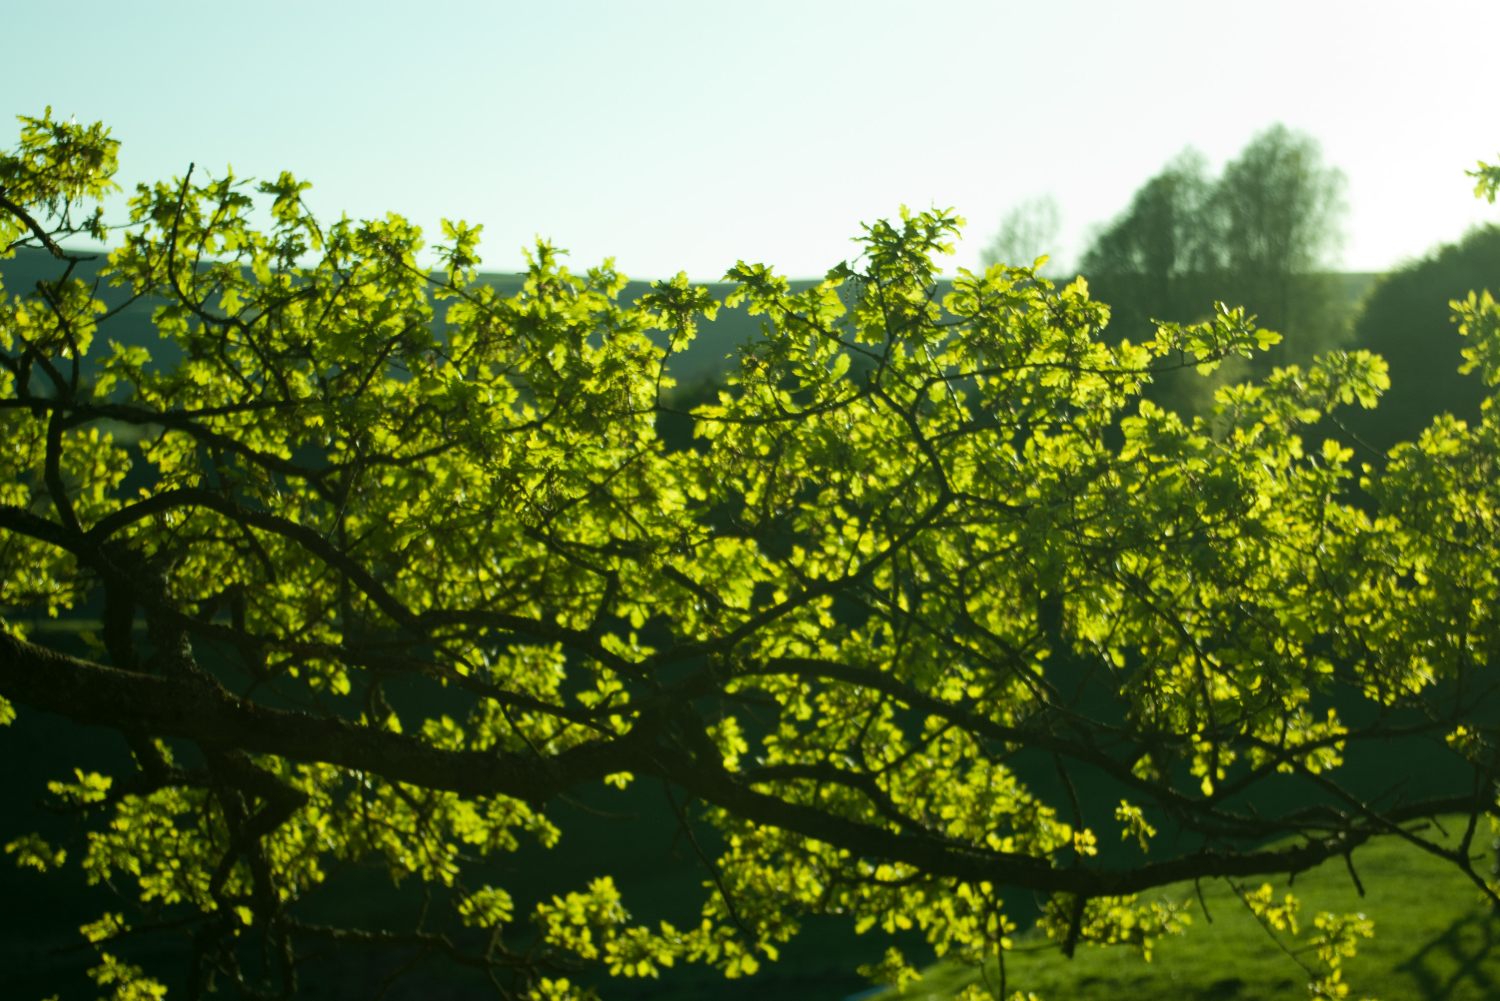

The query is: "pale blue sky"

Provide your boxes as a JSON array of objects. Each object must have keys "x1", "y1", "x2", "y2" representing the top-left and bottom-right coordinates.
[{"x1": 8, "y1": 0, "x2": 1498, "y2": 279}]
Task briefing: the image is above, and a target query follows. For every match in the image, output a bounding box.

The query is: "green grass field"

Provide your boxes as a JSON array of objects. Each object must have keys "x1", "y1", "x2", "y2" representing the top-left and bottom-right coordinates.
[{"x1": 873, "y1": 817, "x2": 1500, "y2": 1001}]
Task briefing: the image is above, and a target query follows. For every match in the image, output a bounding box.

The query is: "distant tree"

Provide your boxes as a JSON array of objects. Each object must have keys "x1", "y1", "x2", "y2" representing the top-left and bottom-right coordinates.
[
  {"x1": 1342, "y1": 224, "x2": 1500, "y2": 453},
  {"x1": 980, "y1": 195, "x2": 1062, "y2": 273},
  {"x1": 6, "y1": 112, "x2": 1500, "y2": 1001},
  {"x1": 1213, "y1": 124, "x2": 1347, "y2": 358},
  {"x1": 1079, "y1": 150, "x2": 1218, "y2": 335},
  {"x1": 1080, "y1": 127, "x2": 1349, "y2": 410}
]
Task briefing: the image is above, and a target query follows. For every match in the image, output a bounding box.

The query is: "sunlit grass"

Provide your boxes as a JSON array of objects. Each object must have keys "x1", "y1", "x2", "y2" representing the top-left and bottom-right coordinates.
[{"x1": 875, "y1": 817, "x2": 1500, "y2": 1001}]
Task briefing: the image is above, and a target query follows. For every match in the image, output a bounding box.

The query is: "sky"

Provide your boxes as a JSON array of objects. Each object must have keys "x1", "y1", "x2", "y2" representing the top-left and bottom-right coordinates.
[{"x1": 8, "y1": 0, "x2": 1499, "y2": 280}]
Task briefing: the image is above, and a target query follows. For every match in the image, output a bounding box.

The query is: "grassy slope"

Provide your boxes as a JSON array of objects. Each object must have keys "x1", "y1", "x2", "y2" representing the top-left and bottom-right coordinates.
[{"x1": 876, "y1": 817, "x2": 1500, "y2": 1001}]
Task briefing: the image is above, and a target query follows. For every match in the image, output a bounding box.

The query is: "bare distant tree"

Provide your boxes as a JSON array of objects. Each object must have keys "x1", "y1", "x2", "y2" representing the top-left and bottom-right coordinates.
[{"x1": 980, "y1": 194, "x2": 1062, "y2": 273}]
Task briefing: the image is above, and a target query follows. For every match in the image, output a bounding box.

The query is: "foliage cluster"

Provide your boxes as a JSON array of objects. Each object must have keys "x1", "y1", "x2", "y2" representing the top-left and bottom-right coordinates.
[{"x1": 3, "y1": 113, "x2": 1500, "y2": 1001}]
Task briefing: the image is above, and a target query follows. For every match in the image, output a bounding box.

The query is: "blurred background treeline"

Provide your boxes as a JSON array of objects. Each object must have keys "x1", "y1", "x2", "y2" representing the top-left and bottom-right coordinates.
[{"x1": 977, "y1": 124, "x2": 1497, "y2": 449}]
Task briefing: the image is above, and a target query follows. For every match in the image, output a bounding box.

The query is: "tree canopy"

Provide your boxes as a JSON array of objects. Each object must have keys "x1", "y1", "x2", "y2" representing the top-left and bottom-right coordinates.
[{"x1": 4, "y1": 112, "x2": 1500, "y2": 1001}]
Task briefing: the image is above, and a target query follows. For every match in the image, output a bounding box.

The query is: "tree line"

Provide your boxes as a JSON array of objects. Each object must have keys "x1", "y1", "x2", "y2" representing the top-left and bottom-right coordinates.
[{"x1": 986, "y1": 125, "x2": 1499, "y2": 442}]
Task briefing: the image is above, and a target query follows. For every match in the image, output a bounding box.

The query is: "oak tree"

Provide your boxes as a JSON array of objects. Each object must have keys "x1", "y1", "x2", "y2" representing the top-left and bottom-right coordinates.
[{"x1": 4, "y1": 112, "x2": 1500, "y2": 1000}]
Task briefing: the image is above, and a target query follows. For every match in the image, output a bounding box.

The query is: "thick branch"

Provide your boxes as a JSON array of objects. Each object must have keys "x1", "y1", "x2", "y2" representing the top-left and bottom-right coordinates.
[
  {"x1": 2, "y1": 629, "x2": 1480, "y2": 902},
  {"x1": 662, "y1": 746, "x2": 1478, "y2": 897},
  {"x1": 0, "y1": 631, "x2": 625, "y2": 804}
]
